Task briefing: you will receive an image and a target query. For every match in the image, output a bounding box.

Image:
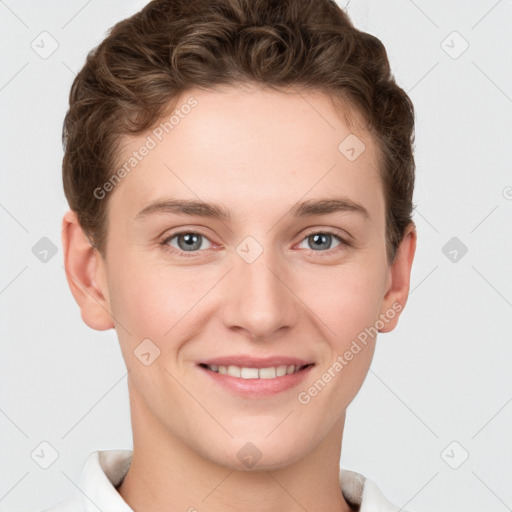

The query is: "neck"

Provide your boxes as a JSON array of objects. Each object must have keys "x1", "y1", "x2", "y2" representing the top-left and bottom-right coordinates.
[{"x1": 117, "y1": 379, "x2": 354, "y2": 512}]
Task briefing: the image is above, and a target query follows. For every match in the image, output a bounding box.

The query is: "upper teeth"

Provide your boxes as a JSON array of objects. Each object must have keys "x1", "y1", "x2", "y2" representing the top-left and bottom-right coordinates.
[{"x1": 207, "y1": 364, "x2": 302, "y2": 379}]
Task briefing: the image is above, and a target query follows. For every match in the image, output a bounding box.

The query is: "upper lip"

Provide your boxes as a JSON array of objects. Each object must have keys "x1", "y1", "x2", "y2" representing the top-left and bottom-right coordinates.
[{"x1": 199, "y1": 355, "x2": 314, "y2": 368}]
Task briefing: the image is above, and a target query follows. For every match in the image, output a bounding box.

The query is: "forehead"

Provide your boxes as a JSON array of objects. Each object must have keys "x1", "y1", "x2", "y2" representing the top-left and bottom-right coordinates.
[{"x1": 108, "y1": 85, "x2": 383, "y2": 225}]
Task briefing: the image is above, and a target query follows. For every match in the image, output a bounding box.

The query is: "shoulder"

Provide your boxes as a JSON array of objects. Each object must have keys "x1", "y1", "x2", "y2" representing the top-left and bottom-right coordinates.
[
  {"x1": 340, "y1": 468, "x2": 421, "y2": 512},
  {"x1": 31, "y1": 449, "x2": 133, "y2": 512}
]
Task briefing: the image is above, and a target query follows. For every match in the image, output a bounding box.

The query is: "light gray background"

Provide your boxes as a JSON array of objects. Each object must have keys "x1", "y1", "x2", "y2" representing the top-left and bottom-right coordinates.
[{"x1": 1, "y1": 1, "x2": 511, "y2": 511}]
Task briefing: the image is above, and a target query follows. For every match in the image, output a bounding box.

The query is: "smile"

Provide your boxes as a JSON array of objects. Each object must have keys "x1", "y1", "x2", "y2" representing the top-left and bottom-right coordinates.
[{"x1": 200, "y1": 363, "x2": 312, "y2": 379}]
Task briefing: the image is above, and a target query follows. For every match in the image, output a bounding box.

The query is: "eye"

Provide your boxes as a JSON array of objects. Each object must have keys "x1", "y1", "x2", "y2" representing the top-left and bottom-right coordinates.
[
  {"x1": 160, "y1": 229, "x2": 350, "y2": 258},
  {"x1": 161, "y1": 231, "x2": 213, "y2": 256},
  {"x1": 296, "y1": 231, "x2": 348, "y2": 254}
]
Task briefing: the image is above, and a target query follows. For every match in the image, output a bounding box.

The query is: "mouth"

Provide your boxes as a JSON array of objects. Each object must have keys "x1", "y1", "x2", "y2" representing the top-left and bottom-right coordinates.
[
  {"x1": 196, "y1": 361, "x2": 315, "y2": 397},
  {"x1": 198, "y1": 363, "x2": 314, "y2": 379}
]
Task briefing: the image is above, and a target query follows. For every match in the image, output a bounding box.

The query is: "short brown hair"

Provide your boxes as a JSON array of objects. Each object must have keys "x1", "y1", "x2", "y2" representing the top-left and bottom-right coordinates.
[{"x1": 62, "y1": 0, "x2": 415, "y2": 263}]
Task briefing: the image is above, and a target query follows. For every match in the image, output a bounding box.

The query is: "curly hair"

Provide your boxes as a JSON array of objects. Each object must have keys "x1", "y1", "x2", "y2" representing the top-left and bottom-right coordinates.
[{"x1": 62, "y1": 0, "x2": 415, "y2": 263}]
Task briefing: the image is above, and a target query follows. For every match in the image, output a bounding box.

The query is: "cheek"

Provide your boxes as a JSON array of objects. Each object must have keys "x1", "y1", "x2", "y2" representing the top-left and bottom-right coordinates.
[
  {"x1": 298, "y1": 258, "x2": 386, "y2": 343},
  {"x1": 107, "y1": 252, "x2": 214, "y2": 348},
  {"x1": 110, "y1": 269, "x2": 168, "y2": 334},
  {"x1": 105, "y1": 248, "x2": 168, "y2": 343},
  {"x1": 297, "y1": 265, "x2": 382, "y2": 409}
]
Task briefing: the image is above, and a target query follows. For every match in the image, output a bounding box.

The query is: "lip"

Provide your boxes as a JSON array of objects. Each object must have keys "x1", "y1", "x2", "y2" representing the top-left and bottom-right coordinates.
[
  {"x1": 199, "y1": 355, "x2": 313, "y2": 368},
  {"x1": 197, "y1": 359, "x2": 315, "y2": 398}
]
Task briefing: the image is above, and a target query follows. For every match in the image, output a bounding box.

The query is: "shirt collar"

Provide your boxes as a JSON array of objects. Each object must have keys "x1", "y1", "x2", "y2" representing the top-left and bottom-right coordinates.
[
  {"x1": 79, "y1": 450, "x2": 133, "y2": 512},
  {"x1": 76, "y1": 450, "x2": 404, "y2": 512}
]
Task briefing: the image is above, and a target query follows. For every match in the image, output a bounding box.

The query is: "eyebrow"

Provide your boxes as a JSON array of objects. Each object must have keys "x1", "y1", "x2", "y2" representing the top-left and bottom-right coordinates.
[{"x1": 134, "y1": 196, "x2": 370, "y2": 222}]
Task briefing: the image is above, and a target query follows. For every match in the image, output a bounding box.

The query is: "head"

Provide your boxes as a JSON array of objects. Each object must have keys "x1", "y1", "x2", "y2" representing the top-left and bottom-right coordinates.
[{"x1": 62, "y1": 0, "x2": 416, "y2": 470}]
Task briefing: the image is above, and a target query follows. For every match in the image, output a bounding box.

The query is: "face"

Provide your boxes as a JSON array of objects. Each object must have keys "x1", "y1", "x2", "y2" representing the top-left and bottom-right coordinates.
[{"x1": 79, "y1": 86, "x2": 412, "y2": 470}]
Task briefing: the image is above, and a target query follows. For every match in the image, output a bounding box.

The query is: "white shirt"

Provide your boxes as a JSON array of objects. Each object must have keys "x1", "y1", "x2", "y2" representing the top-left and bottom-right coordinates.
[{"x1": 39, "y1": 450, "x2": 415, "y2": 512}]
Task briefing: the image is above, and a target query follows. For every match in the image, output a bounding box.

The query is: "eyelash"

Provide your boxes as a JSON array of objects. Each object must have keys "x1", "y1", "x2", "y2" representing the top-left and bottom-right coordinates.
[{"x1": 159, "y1": 229, "x2": 351, "y2": 258}]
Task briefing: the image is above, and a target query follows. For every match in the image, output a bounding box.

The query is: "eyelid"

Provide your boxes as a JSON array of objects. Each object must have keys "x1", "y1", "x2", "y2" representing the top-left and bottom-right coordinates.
[{"x1": 299, "y1": 226, "x2": 352, "y2": 244}]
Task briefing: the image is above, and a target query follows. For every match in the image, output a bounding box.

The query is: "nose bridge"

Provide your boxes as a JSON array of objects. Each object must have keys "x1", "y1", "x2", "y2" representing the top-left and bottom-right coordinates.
[{"x1": 223, "y1": 237, "x2": 297, "y2": 339}]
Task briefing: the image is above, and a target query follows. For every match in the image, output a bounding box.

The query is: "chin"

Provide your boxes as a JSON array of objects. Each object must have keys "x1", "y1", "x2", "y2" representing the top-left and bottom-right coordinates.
[{"x1": 204, "y1": 436, "x2": 310, "y2": 472}]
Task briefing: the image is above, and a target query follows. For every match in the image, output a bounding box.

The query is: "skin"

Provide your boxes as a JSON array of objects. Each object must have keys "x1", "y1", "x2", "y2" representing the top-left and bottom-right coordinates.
[{"x1": 62, "y1": 85, "x2": 416, "y2": 512}]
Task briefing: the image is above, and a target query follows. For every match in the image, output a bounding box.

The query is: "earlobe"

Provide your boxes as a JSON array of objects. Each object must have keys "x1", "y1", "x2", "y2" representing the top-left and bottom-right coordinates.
[
  {"x1": 61, "y1": 210, "x2": 114, "y2": 331},
  {"x1": 378, "y1": 222, "x2": 417, "y2": 333}
]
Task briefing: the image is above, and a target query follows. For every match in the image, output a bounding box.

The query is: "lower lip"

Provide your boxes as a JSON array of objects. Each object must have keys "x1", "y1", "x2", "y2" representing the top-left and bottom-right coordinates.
[{"x1": 198, "y1": 364, "x2": 314, "y2": 398}]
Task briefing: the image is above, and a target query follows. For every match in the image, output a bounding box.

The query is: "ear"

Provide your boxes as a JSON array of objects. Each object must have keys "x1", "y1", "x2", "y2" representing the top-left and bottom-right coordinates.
[
  {"x1": 378, "y1": 222, "x2": 417, "y2": 333},
  {"x1": 61, "y1": 209, "x2": 114, "y2": 331}
]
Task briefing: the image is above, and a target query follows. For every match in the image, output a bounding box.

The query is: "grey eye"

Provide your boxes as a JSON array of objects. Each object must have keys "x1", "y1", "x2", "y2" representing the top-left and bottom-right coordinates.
[
  {"x1": 298, "y1": 232, "x2": 342, "y2": 251},
  {"x1": 167, "y1": 232, "x2": 212, "y2": 252}
]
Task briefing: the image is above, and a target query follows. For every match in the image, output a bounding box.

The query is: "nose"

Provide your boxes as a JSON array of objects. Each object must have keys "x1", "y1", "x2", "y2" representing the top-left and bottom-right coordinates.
[{"x1": 221, "y1": 245, "x2": 299, "y2": 341}]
